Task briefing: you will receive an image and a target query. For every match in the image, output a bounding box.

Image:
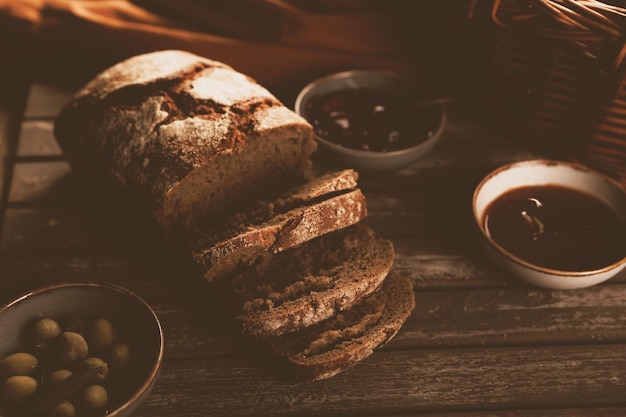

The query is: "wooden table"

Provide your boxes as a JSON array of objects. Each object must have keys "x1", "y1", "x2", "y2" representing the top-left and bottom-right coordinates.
[{"x1": 2, "y1": 50, "x2": 626, "y2": 417}]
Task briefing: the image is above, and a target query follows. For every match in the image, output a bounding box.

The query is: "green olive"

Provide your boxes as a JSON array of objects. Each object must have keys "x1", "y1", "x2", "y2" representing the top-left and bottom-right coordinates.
[
  {"x1": 109, "y1": 343, "x2": 131, "y2": 374},
  {"x1": 75, "y1": 384, "x2": 108, "y2": 413},
  {"x1": 86, "y1": 318, "x2": 116, "y2": 352},
  {"x1": 79, "y1": 357, "x2": 108, "y2": 383},
  {"x1": 0, "y1": 375, "x2": 38, "y2": 406},
  {"x1": 0, "y1": 352, "x2": 39, "y2": 381},
  {"x1": 30, "y1": 318, "x2": 62, "y2": 346},
  {"x1": 53, "y1": 332, "x2": 88, "y2": 368},
  {"x1": 47, "y1": 369, "x2": 72, "y2": 385},
  {"x1": 46, "y1": 400, "x2": 76, "y2": 417}
]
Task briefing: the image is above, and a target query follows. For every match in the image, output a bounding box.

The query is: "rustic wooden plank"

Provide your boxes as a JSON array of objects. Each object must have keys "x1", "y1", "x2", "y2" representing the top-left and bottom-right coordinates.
[
  {"x1": 1, "y1": 165, "x2": 165, "y2": 255},
  {"x1": 0, "y1": 251, "x2": 165, "y2": 302},
  {"x1": 364, "y1": 408, "x2": 626, "y2": 417},
  {"x1": 398, "y1": 283, "x2": 626, "y2": 348},
  {"x1": 17, "y1": 119, "x2": 62, "y2": 157},
  {"x1": 23, "y1": 84, "x2": 73, "y2": 119},
  {"x1": 132, "y1": 345, "x2": 626, "y2": 417},
  {"x1": 8, "y1": 250, "x2": 626, "y2": 360},
  {"x1": 392, "y1": 236, "x2": 626, "y2": 288},
  {"x1": 127, "y1": 282, "x2": 626, "y2": 358},
  {"x1": 0, "y1": 253, "x2": 255, "y2": 359},
  {"x1": 392, "y1": 236, "x2": 517, "y2": 288},
  {"x1": 8, "y1": 161, "x2": 73, "y2": 204},
  {"x1": 0, "y1": 59, "x2": 31, "y2": 240},
  {"x1": 0, "y1": 207, "x2": 127, "y2": 253}
]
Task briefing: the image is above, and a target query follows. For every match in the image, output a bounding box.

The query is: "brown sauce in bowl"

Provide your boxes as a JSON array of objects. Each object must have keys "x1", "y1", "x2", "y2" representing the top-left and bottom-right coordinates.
[
  {"x1": 303, "y1": 88, "x2": 442, "y2": 153},
  {"x1": 483, "y1": 185, "x2": 626, "y2": 271}
]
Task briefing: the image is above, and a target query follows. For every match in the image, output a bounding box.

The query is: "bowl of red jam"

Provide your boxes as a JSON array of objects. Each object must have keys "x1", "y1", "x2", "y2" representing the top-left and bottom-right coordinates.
[
  {"x1": 294, "y1": 70, "x2": 446, "y2": 172},
  {"x1": 473, "y1": 159, "x2": 626, "y2": 289}
]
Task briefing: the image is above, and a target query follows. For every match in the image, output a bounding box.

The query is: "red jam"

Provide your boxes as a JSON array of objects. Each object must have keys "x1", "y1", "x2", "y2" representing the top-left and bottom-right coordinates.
[
  {"x1": 483, "y1": 185, "x2": 626, "y2": 271},
  {"x1": 303, "y1": 88, "x2": 442, "y2": 153}
]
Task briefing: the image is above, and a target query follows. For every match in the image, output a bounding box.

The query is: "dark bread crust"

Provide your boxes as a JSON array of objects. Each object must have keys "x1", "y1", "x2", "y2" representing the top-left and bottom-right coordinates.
[
  {"x1": 190, "y1": 169, "x2": 359, "y2": 240},
  {"x1": 53, "y1": 50, "x2": 316, "y2": 239},
  {"x1": 265, "y1": 273, "x2": 415, "y2": 381},
  {"x1": 193, "y1": 188, "x2": 368, "y2": 282},
  {"x1": 217, "y1": 224, "x2": 394, "y2": 337},
  {"x1": 55, "y1": 51, "x2": 244, "y2": 191}
]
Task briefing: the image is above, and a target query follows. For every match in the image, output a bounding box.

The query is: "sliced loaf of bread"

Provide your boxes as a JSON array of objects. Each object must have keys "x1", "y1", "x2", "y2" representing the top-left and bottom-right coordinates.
[
  {"x1": 191, "y1": 169, "x2": 367, "y2": 282},
  {"x1": 215, "y1": 223, "x2": 394, "y2": 337},
  {"x1": 263, "y1": 273, "x2": 415, "y2": 381},
  {"x1": 53, "y1": 50, "x2": 415, "y2": 382}
]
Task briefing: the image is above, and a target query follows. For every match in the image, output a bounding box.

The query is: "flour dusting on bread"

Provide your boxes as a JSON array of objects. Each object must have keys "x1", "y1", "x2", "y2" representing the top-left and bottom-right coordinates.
[{"x1": 53, "y1": 50, "x2": 415, "y2": 382}]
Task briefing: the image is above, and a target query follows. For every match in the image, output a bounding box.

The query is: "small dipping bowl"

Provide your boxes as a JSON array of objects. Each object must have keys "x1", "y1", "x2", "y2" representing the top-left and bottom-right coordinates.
[
  {"x1": 295, "y1": 70, "x2": 446, "y2": 172},
  {"x1": 0, "y1": 282, "x2": 163, "y2": 417},
  {"x1": 473, "y1": 159, "x2": 626, "y2": 290}
]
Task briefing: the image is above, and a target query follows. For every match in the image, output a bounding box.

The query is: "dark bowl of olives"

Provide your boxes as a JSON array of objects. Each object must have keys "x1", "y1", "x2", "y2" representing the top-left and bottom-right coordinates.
[
  {"x1": 294, "y1": 70, "x2": 446, "y2": 172},
  {"x1": 0, "y1": 282, "x2": 164, "y2": 417}
]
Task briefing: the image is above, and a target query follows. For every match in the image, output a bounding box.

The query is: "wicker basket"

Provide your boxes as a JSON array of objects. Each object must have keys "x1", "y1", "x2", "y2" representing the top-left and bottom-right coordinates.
[{"x1": 484, "y1": 0, "x2": 626, "y2": 186}]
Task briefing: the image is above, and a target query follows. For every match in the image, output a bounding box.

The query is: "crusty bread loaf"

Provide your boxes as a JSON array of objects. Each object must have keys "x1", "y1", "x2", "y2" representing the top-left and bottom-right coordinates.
[
  {"x1": 53, "y1": 51, "x2": 415, "y2": 382},
  {"x1": 215, "y1": 223, "x2": 394, "y2": 337},
  {"x1": 191, "y1": 169, "x2": 367, "y2": 282},
  {"x1": 54, "y1": 50, "x2": 316, "y2": 240},
  {"x1": 264, "y1": 273, "x2": 415, "y2": 381}
]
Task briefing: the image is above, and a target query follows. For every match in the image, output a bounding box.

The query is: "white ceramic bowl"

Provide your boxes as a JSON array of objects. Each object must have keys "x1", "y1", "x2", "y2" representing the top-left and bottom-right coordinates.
[
  {"x1": 0, "y1": 282, "x2": 163, "y2": 417},
  {"x1": 473, "y1": 159, "x2": 626, "y2": 290},
  {"x1": 294, "y1": 70, "x2": 446, "y2": 172}
]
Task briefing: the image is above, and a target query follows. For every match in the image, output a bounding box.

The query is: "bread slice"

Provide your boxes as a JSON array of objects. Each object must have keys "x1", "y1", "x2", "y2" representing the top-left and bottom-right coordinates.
[
  {"x1": 191, "y1": 170, "x2": 367, "y2": 282},
  {"x1": 53, "y1": 50, "x2": 316, "y2": 240},
  {"x1": 215, "y1": 223, "x2": 394, "y2": 337},
  {"x1": 263, "y1": 273, "x2": 415, "y2": 381}
]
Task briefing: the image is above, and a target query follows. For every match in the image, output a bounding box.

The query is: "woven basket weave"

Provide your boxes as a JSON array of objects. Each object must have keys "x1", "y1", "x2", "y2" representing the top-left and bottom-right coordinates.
[{"x1": 485, "y1": 0, "x2": 626, "y2": 186}]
